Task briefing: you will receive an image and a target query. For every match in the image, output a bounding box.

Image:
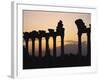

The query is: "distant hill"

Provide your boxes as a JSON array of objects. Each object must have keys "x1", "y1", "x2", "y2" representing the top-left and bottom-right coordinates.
[{"x1": 35, "y1": 41, "x2": 87, "y2": 56}]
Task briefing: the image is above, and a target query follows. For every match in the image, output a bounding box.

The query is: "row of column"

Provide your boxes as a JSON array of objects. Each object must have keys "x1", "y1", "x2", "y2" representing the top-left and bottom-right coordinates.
[
  {"x1": 25, "y1": 31, "x2": 90, "y2": 57},
  {"x1": 30, "y1": 35, "x2": 64, "y2": 57}
]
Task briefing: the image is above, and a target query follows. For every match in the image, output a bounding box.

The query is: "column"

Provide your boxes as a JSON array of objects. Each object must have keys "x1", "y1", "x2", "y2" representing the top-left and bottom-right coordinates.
[
  {"x1": 87, "y1": 31, "x2": 91, "y2": 63},
  {"x1": 26, "y1": 39, "x2": 29, "y2": 53},
  {"x1": 61, "y1": 28, "x2": 64, "y2": 56},
  {"x1": 78, "y1": 32, "x2": 82, "y2": 56},
  {"x1": 32, "y1": 38, "x2": 35, "y2": 57},
  {"x1": 45, "y1": 36, "x2": 50, "y2": 56},
  {"x1": 53, "y1": 35, "x2": 56, "y2": 57},
  {"x1": 39, "y1": 37, "x2": 42, "y2": 57},
  {"x1": 61, "y1": 36, "x2": 64, "y2": 56}
]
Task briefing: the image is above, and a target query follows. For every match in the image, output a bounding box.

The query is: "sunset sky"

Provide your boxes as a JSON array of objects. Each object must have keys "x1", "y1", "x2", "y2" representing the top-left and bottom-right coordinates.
[{"x1": 23, "y1": 10, "x2": 91, "y2": 56}]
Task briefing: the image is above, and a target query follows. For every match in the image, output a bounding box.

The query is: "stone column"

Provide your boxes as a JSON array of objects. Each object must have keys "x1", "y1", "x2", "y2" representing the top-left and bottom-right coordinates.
[
  {"x1": 61, "y1": 28, "x2": 64, "y2": 56},
  {"x1": 61, "y1": 36, "x2": 64, "y2": 56},
  {"x1": 53, "y1": 35, "x2": 56, "y2": 57},
  {"x1": 25, "y1": 39, "x2": 29, "y2": 53},
  {"x1": 87, "y1": 29, "x2": 91, "y2": 63},
  {"x1": 46, "y1": 36, "x2": 49, "y2": 54},
  {"x1": 78, "y1": 32, "x2": 82, "y2": 56},
  {"x1": 38, "y1": 37, "x2": 42, "y2": 57},
  {"x1": 87, "y1": 33, "x2": 90, "y2": 54},
  {"x1": 32, "y1": 38, "x2": 35, "y2": 57}
]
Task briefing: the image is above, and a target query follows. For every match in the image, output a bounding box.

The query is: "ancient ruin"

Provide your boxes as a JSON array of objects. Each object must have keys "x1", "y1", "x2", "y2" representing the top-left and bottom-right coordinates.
[
  {"x1": 23, "y1": 19, "x2": 91, "y2": 69},
  {"x1": 23, "y1": 20, "x2": 65, "y2": 57},
  {"x1": 75, "y1": 19, "x2": 91, "y2": 57}
]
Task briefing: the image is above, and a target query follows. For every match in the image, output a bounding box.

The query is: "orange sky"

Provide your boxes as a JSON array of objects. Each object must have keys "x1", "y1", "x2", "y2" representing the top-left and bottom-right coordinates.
[{"x1": 23, "y1": 10, "x2": 91, "y2": 55}]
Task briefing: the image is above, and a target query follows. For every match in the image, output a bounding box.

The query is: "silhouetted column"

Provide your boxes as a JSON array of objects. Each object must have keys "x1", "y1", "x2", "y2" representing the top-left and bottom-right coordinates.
[
  {"x1": 45, "y1": 37, "x2": 49, "y2": 54},
  {"x1": 87, "y1": 29, "x2": 91, "y2": 58},
  {"x1": 60, "y1": 28, "x2": 65, "y2": 56},
  {"x1": 23, "y1": 32, "x2": 30, "y2": 53},
  {"x1": 78, "y1": 33, "x2": 82, "y2": 56},
  {"x1": 61, "y1": 36, "x2": 64, "y2": 56},
  {"x1": 53, "y1": 35, "x2": 56, "y2": 57},
  {"x1": 39, "y1": 37, "x2": 42, "y2": 57},
  {"x1": 32, "y1": 38, "x2": 35, "y2": 57},
  {"x1": 87, "y1": 33, "x2": 90, "y2": 54},
  {"x1": 25, "y1": 39, "x2": 29, "y2": 53}
]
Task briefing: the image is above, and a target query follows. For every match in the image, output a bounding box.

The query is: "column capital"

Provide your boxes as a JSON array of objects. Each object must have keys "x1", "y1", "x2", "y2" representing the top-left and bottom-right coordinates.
[
  {"x1": 31, "y1": 37, "x2": 35, "y2": 40},
  {"x1": 53, "y1": 32, "x2": 56, "y2": 38}
]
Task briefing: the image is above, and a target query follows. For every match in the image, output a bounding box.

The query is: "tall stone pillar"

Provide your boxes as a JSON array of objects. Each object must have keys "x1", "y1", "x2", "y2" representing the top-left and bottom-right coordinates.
[
  {"x1": 87, "y1": 33, "x2": 90, "y2": 54},
  {"x1": 61, "y1": 28, "x2": 65, "y2": 56},
  {"x1": 53, "y1": 35, "x2": 56, "y2": 57},
  {"x1": 23, "y1": 32, "x2": 30, "y2": 53},
  {"x1": 61, "y1": 36, "x2": 64, "y2": 56},
  {"x1": 39, "y1": 37, "x2": 42, "y2": 57},
  {"x1": 26, "y1": 39, "x2": 29, "y2": 53},
  {"x1": 32, "y1": 38, "x2": 35, "y2": 57},
  {"x1": 78, "y1": 33, "x2": 82, "y2": 56},
  {"x1": 87, "y1": 29, "x2": 91, "y2": 63},
  {"x1": 45, "y1": 35, "x2": 50, "y2": 56}
]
